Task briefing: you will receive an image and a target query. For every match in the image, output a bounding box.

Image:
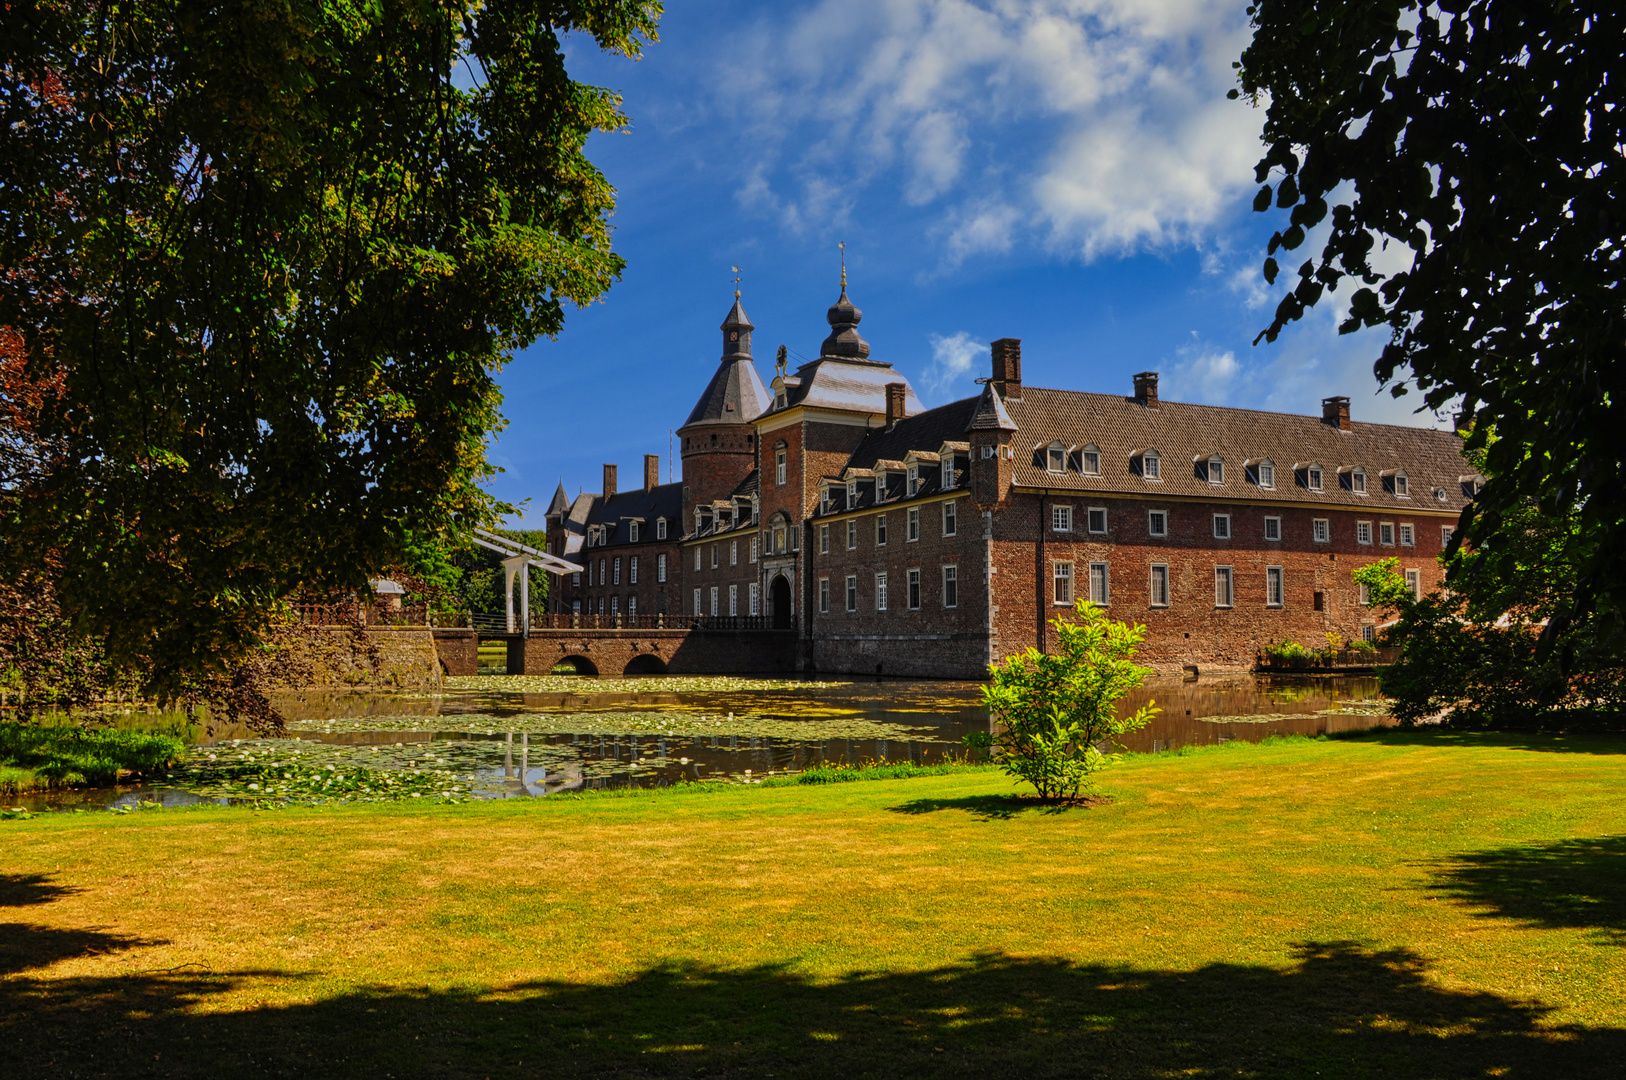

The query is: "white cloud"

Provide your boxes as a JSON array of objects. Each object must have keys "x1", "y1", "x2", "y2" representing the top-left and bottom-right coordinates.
[
  {"x1": 715, "y1": 0, "x2": 1261, "y2": 265},
  {"x1": 925, "y1": 330, "x2": 987, "y2": 396},
  {"x1": 1168, "y1": 334, "x2": 1242, "y2": 402}
]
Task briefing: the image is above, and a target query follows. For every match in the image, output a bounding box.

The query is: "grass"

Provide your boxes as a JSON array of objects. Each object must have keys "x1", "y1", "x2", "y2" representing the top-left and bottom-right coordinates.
[
  {"x1": 3, "y1": 730, "x2": 1625, "y2": 1078},
  {"x1": 0, "y1": 721, "x2": 186, "y2": 794}
]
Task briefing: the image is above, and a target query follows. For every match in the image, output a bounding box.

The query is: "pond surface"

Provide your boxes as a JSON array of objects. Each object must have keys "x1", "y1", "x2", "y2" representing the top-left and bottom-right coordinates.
[{"x1": 14, "y1": 674, "x2": 1393, "y2": 810}]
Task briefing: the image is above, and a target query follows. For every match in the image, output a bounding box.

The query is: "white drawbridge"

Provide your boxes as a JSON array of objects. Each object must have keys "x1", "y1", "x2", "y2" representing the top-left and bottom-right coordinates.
[{"x1": 470, "y1": 528, "x2": 582, "y2": 635}]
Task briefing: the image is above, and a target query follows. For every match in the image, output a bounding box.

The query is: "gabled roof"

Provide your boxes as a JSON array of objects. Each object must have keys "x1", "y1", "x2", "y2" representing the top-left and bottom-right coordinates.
[
  {"x1": 967, "y1": 382, "x2": 1017, "y2": 432},
  {"x1": 577, "y1": 482, "x2": 684, "y2": 546}
]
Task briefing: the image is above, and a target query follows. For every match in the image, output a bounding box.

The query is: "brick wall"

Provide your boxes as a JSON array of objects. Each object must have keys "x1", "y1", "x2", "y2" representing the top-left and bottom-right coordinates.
[
  {"x1": 567, "y1": 540, "x2": 683, "y2": 618},
  {"x1": 681, "y1": 530, "x2": 765, "y2": 616},
  {"x1": 681, "y1": 424, "x2": 757, "y2": 513},
  {"x1": 267, "y1": 626, "x2": 445, "y2": 689}
]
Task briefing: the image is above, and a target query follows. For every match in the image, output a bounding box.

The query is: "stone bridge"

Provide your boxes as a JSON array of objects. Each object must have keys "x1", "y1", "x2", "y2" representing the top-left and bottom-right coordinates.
[{"x1": 432, "y1": 616, "x2": 797, "y2": 677}]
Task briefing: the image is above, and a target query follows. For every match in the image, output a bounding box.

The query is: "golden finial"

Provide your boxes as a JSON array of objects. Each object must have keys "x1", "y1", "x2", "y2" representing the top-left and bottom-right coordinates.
[
  {"x1": 731, "y1": 265, "x2": 741, "y2": 299},
  {"x1": 839, "y1": 241, "x2": 846, "y2": 290}
]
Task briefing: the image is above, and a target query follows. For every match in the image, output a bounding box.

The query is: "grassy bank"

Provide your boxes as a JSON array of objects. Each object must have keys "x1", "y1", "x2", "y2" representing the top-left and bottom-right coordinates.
[
  {"x1": 0, "y1": 721, "x2": 186, "y2": 794},
  {"x1": 3, "y1": 730, "x2": 1625, "y2": 1078}
]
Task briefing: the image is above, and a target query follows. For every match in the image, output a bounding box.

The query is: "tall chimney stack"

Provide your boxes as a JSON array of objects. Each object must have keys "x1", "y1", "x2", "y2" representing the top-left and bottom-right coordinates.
[
  {"x1": 644, "y1": 454, "x2": 660, "y2": 492},
  {"x1": 1133, "y1": 371, "x2": 1159, "y2": 408},
  {"x1": 990, "y1": 338, "x2": 1022, "y2": 400},
  {"x1": 884, "y1": 382, "x2": 906, "y2": 429},
  {"x1": 603, "y1": 463, "x2": 617, "y2": 498},
  {"x1": 1322, "y1": 396, "x2": 1351, "y2": 431}
]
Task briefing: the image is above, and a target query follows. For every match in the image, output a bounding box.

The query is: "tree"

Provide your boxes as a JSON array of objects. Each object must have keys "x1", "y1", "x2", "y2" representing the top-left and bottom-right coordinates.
[
  {"x1": 0, "y1": 0, "x2": 660, "y2": 702},
  {"x1": 968, "y1": 601, "x2": 1159, "y2": 800},
  {"x1": 1236, "y1": 0, "x2": 1626, "y2": 661}
]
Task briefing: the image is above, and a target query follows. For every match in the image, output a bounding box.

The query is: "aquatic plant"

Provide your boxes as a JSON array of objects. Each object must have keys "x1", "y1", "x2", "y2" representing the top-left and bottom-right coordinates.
[
  {"x1": 0, "y1": 722, "x2": 185, "y2": 790},
  {"x1": 443, "y1": 675, "x2": 846, "y2": 694}
]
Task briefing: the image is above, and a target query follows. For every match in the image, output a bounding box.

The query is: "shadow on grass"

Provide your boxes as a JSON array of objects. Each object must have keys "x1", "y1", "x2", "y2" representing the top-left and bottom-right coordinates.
[
  {"x1": 1430, "y1": 835, "x2": 1626, "y2": 943},
  {"x1": 886, "y1": 793, "x2": 1088, "y2": 819},
  {"x1": 0, "y1": 872, "x2": 78, "y2": 907},
  {"x1": 5, "y1": 875, "x2": 1624, "y2": 1079},
  {"x1": 1336, "y1": 728, "x2": 1626, "y2": 755}
]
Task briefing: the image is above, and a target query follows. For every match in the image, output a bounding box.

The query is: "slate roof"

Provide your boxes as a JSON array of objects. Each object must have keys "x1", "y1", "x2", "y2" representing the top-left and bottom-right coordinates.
[
  {"x1": 846, "y1": 398, "x2": 981, "y2": 471},
  {"x1": 580, "y1": 482, "x2": 684, "y2": 547},
  {"x1": 772, "y1": 356, "x2": 924, "y2": 416},
  {"x1": 681, "y1": 355, "x2": 772, "y2": 429},
  {"x1": 1001, "y1": 387, "x2": 1475, "y2": 512}
]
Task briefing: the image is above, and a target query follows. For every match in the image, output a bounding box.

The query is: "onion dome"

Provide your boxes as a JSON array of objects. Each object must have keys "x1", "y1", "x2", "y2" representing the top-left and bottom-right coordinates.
[{"x1": 819, "y1": 287, "x2": 871, "y2": 359}]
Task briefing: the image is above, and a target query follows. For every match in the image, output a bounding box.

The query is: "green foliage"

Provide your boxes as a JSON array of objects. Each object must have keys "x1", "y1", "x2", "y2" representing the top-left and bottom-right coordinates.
[
  {"x1": 1237, "y1": 0, "x2": 1626, "y2": 659},
  {"x1": 970, "y1": 601, "x2": 1159, "y2": 799},
  {"x1": 0, "y1": 722, "x2": 185, "y2": 788},
  {"x1": 1263, "y1": 641, "x2": 1319, "y2": 667},
  {"x1": 0, "y1": 0, "x2": 661, "y2": 701},
  {"x1": 787, "y1": 759, "x2": 990, "y2": 786},
  {"x1": 1352, "y1": 557, "x2": 1416, "y2": 615}
]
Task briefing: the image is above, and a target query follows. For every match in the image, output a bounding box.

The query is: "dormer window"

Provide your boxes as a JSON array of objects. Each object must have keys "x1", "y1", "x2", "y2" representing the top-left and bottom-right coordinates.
[
  {"x1": 1388, "y1": 471, "x2": 1410, "y2": 498},
  {"x1": 941, "y1": 457, "x2": 954, "y2": 488},
  {"x1": 656, "y1": 517, "x2": 667, "y2": 540},
  {"x1": 847, "y1": 480, "x2": 858, "y2": 510},
  {"x1": 1046, "y1": 443, "x2": 1066, "y2": 474},
  {"x1": 1307, "y1": 464, "x2": 1323, "y2": 491},
  {"x1": 907, "y1": 465, "x2": 919, "y2": 497},
  {"x1": 1257, "y1": 460, "x2": 1275, "y2": 489},
  {"x1": 1081, "y1": 445, "x2": 1101, "y2": 476},
  {"x1": 1349, "y1": 467, "x2": 1367, "y2": 494},
  {"x1": 774, "y1": 388, "x2": 787, "y2": 409},
  {"x1": 629, "y1": 521, "x2": 640, "y2": 543},
  {"x1": 1207, "y1": 456, "x2": 1225, "y2": 485},
  {"x1": 1139, "y1": 450, "x2": 1162, "y2": 481}
]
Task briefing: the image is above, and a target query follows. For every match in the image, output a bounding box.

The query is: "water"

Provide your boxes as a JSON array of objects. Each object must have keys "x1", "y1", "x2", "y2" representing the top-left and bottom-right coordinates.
[{"x1": 11, "y1": 674, "x2": 1392, "y2": 810}]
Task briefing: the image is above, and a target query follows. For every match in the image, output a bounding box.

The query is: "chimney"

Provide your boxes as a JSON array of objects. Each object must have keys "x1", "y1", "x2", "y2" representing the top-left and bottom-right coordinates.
[
  {"x1": 643, "y1": 453, "x2": 660, "y2": 492},
  {"x1": 1133, "y1": 371, "x2": 1159, "y2": 408},
  {"x1": 603, "y1": 463, "x2": 617, "y2": 498},
  {"x1": 885, "y1": 382, "x2": 907, "y2": 429},
  {"x1": 1322, "y1": 396, "x2": 1351, "y2": 431},
  {"x1": 991, "y1": 338, "x2": 1022, "y2": 399}
]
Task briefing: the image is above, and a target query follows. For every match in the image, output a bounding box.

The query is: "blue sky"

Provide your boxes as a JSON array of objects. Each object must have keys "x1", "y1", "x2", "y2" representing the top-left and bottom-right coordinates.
[{"x1": 493, "y1": 0, "x2": 1441, "y2": 525}]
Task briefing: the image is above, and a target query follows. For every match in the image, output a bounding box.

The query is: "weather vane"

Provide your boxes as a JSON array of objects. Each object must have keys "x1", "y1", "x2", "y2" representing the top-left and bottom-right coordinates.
[
  {"x1": 731, "y1": 264, "x2": 742, "y2": 299},
  {"x1": 838, "y1": 241, "x2": 846, "y2": 290}
]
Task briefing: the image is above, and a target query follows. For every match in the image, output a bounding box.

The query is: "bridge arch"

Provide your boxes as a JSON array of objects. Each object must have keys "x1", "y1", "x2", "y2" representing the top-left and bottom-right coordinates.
[
  {"x1": 553, "y1": 654, "x2": 599, "y2": 677},
  {"x1": 623, "y1": 653, "x2": 669, "y2": 676}
]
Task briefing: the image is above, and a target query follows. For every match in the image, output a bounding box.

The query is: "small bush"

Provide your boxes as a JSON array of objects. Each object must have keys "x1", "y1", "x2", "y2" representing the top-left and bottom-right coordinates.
[
  {"x1": 1264, "y1": 641, "x2": 1319, "y2": 667},
  {"x1": 0, "y1": 723, "x2": 185, "y2": 788}
]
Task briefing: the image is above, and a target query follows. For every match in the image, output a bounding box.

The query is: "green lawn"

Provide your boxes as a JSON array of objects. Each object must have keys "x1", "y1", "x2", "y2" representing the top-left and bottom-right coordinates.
[{"x1": 3, "y1": 732, "x2": 1624, "y2": 1078}]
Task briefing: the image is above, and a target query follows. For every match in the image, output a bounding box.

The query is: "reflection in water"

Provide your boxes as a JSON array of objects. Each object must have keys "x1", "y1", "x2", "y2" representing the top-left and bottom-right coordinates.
[{"x1": 19, "y1": 675, "x2": 1394, "y2": 807}]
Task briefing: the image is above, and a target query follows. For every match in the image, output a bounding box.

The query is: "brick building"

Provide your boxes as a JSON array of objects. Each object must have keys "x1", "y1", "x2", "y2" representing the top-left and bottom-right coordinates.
[{"x1": 547, "y1": 281, "x2": 1476, "y2": 676}]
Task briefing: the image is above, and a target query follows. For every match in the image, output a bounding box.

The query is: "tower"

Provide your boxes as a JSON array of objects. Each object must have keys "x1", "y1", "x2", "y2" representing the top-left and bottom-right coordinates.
[{"x1": 678, "y1": 292, "x2": 772, "y2": 531}]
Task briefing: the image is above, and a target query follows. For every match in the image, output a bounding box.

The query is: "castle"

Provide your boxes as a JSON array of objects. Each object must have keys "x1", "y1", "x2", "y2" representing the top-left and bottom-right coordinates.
[{"x1": 544, "y1": 282, "x2": 1473, "y2": 678}]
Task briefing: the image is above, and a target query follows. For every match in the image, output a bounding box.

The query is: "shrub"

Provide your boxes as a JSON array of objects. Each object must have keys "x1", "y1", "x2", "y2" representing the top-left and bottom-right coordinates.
[
  {"x1": 1264, "y1": 641, "x2": 1319, "y2": 667},
  {"x1": 0, "y1": 722, "x2": 185, "y2": 787},
  {"x1": 967, "y1": 601, "x2": 1159, "y2": 799}
]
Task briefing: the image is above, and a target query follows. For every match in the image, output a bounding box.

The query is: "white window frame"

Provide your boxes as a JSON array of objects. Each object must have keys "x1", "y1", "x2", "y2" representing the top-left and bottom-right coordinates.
[
  {"x1": 875, "y1": 514, "x2": 888, "y2": 545},
  {"x1": 943, "y1": 500, "x2": 957, "y2": 537},
  {"x1": 749, "y1": 582, "x2": 760, "y2": 615},
  {"x1": 1046, "y1": 443, "x2": 1066, "y2": 474},
  {"x1": 846, "y1": 520, "x2": 858, "y2": 550},
  {"x1": 1142, "y1": 450, "x2": 1161, "y2": 480},
  {"x1": 1212, "y1": 514, "x2": 1231, "y2": 540},
  {"x1": 656, "y1": 554, "x2": 666, "y2": 583},
  {"x1": 1400, "y1": 523, "x2": 1415, "y2": 547},
  {"x1": 1147, "y1": 509, "x2": 1167, "y2": 538},
  {"x1": 1379, "y1": 522, "x2": 1395, "y2": 546},
  {"x1": 1313, "y1": 518, "x2": 1330, "y2": 543},
  {"x1": 1356, "y1": 521, "x2": 1373, "y2": 545},
  {"x1": 1307, "y1": 465, "x2": 1323, "y2": 492},
  {"x1": 1087, "y1": 507, "x2": 1107, "y2": 535},
  {"x1": 1088, "y1": 562, "x2": 1110, "y2": 607},
  {"x1": 819, "y1": 524, "x2": 829, "y2": 554},
  {"x1": 1404, "y1": 568, "x2": 1421, "y2": 599},
  {"x1": 708, "y1": 586, "x2": 719, "y2": 616},
  {"x1": 750, "y1": 536, "x2": 758, "y2": 562},
  {"x1": 1395, "y1": 472, "x2": 1410, "y2": 498},
  {"x1": 1442, "y1": 525, "x2": 1455, "y2": 546},
  {"x1": 1052, "y1": 505, "x2": 1073, "y2": 533},
  {"x1": 875, "y1": 571, "x2": 889, "y2": 612},
  {"x1": 611, "y1": 595, "x2": 619, "y2": 618},
  {"x1": 728, "y1": 584, "x2": 738, "y2": 616},
  {"x1": 613, "y1": 557, "x2": 621, "y2": 586},
  {"x1": 907, "y1": 465, "x2": 919, "y2": 497},
  {"x1": 1266, "y1": 566, "x2": 1284, "y2": 608},
  {"x1": 942, "y1": 565, "x2": 958, "y2": 609},
  {"x1": 730, "y1": 540, "x2": 739, "y2": 566},
  {"x1": 629, "y1": 521, "x2": 639, "y2": 543},
  {"x1": 693, "y1": 588, "x2": 701, "y2": 615},
  {"x1": 818, "y1": 577, "x2": 829, "y2": 614},
  {"x1": 711, "y1": 544, "x2": 719, "y2": 568},
  {"x1": 1214, "y1": 566, "x2": 1234, "y2": 609},
  {"x1": 942, "y1": 457, "x2": 955, "y2": 488},
  {"x1": 907, "y1": 568, "x2": 921, "y2": 610},
  {"x1": 629, "y1": 556, "x2": 639, "y2": 585},
  {"x1": 1149, "y1": 563, "x2": 1170, "y2": 608},
  {"x1": 694, "y1": 546, "x2": 702, "y2": 571},
  {"x1": 1257, "y1": 460, "x2": 1275, "y2": 489},
  {"x1": 1207, "y1": 456, "x2": 1225, "y2": 485},
  {"x1": 1053, "y1": 560, "x2": 1074, "y2": 606},
  {"x1": 1263, "y1": 515, "x2": 1281, "y2": 542},
  {"x1": 1351, "y1": 467, "x2": 1368, "y2": 495},
  {"x1": 1081, "y1": 445, "x2": 1101, "y2": 476},
  {"x1": 907, "y1": 507, "x2": 920, "y2": 542},
  {"x1": 775, "y1": 449, "x2": 787, "y2": 486},
  {"x1": 656, "y1": 517, "x2": 667, "y2": 540},
  {"x1": 847, "y1": 480, "x2": 858, "y2": 509}
]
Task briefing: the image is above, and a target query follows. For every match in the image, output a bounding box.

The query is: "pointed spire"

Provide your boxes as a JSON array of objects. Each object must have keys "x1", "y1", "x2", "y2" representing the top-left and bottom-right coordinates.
[
  {"x1": 967, "y1": 381, "x2": 1017, "y2": 432},
  {"x1": 721, "y1": 292, "x2": 754, "y2": 359},
  {"x1": 548, "y1": 480, "x2": 570, "y2": 516}
]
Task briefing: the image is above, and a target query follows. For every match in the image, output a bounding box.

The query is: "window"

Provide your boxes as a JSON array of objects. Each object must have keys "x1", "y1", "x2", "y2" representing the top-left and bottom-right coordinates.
[
  {"x1": 1362, "y1": 624, "x2": 1376, "y2": 642},
  {"x1": 1266, "y1": 566, "x2": 1284, "y2": 607},
  {"x1": 693, "y1": 588, "x2": 701, "y2": 615},
  {"x1": 820, "y1": 524, "x2": 830, "y2": 554},
  {"x1": 942, "y1": 565, "x2": 958, "y2": 608},
  {"x1": 847, "y1": 520, "x2": 858, "y2": 550},
  {"x1": 572, "y1": 599, "x2": 581, "y2": 615},
  {"x1": 790, "y1": 525, "x2": 799, "y2": 552},
  {"x1": 1150, "y1": 564, "x2": 1170, "y2": 607},
  {"x1": 907, "y1": 507, "x2": 920, "y2": 541},
  {"x1": 1442, "y1": 525, "x2": 1455, "y2": 546},
  {"x1": 657, "y1": 554, "x2": 666, "y2": 583},
  {"x1": 1082, "y1": 446, "x2": 1101, "y2": 475},
  {"x1": 875, "y1": 514, "x2": 888, "y2": 545},
  {"x1": 1089, "y1": 562, "x2": 1110, "y2": 606},
  {"x1": 819, "y1": 578, "x2": 830, "y2": 614},
  {"x1": 1313, "y1": 518, "x2": 1330, "y2": 543},
  {"x1": 1264, "y1": 516, "x2": 1281, "y2": 541},
  {"x1": 611, "y1": 596, "x2": 619, "y2": 618},
  {"x1": 907, "y1": 465, "x2": 919, "y2": 497},
  {"x1": 599, "y1": 558, "x2": 607, "y2": 585},
  {"x1": 1213, "y1": 514, "x2": 1231, "y2": 540},
  {"x1": 1395, "y1": 472, "x2": 1410, "y2": 498},
  {"x1": 1400, "y1": 524, "x2": 1415, "y2": 546},
  {"x1": 728, "y1": 584, "x2": 738, "y2": 617},
  {"x1": 1404, "y1": 568, "x2": 1421, "y2": 599},
  {"x1": 751, "y1": 537, "x2": 759, "y2": 562},
  {"x1": 1052, "y1": 505, "x2": 1073, "y2": 532},
  {"x1": 1053, "y1": 561, "x2": 1074, "y2": 605},
  {"x1": 875, "y1": 571, "x2": 889, "y2": 612},
  {"x1": 749, "y1": 582, "x2": 760, "y2": 615},
  {"x1": 1088, "y1": 507, "x2": 1107, "y2": 534},
  {"x1": 1357, "y1": 521, "x2": 1373, "y2": 545},
  {"x1": 1257, "y1": 460, "x2": 1275, "y2": 489},
  {"x1": 656, "y1": 518, "x2": 667, "y2": 540},
  {"x1": 943, "y1": 500, "x2": 957, "y2": 536},
  {"x1": 1307, "y1": 465, "x2": 1323, "y2": 491},
  {"x1": 1351, "y1": 467, "x2": 1367, "y2": 494},
  {"x1": 847, "y1": 480, "x2": 858, "y2": 509},
  {"x1": 694, "y1": 547, "x2": 702, "y2": 571},
  {"x1": 1207, "y1": 456, "x2": 1225, "y2": 485},
  {"x1": 1380, "y1": 523, "x2": 1395, "y2": 546},
  {"x1": 629, "y1": 521, "x2": 640, "y2": 543},
  {"x1": 628, "y1": 596, "x2": 637, "y2": 618},
  {"x1": 1215, "y1": 566, "x2": 1234, "y2": 608},
  {"x1": 1047, "y1": 444, "x2": 1066, "y2": 473},
  {"x1": 709, "y1": 586, "x2": 719, "y2": 617},
  {"x1": 571, "y1": 572, "x2": 580, "y2": 588},
  {"x1": 1313, "y1": 590, "x2": 1325, "y2": 611},
  {"x1": 1142, "y1": 450, "x2": 1161, "y2": 480},
  {"x1": 846, "y1": 575, "x2": 858, "y2": 612},
  {"x1": 1359, "y1": 581, "x2": 1370, "y2": 606},
  {"x1": 711, "y1": 544, "x2": 719, "y2": 568},
  {"x1": 726, "y1": 540, "x2": 735, "y2": 566},
  {"x1": 775, "y1": 449, "x2": 787, "y2": 486},
  {"x1": 629, "y1": 556, "x2": 639, "y2": 585},
  {"x1": 907, "y1": 568, "x2": 921, "y2": 610},
  {"x1": 1148, "y1": 510, "x2": 1167, "y2": 538}
]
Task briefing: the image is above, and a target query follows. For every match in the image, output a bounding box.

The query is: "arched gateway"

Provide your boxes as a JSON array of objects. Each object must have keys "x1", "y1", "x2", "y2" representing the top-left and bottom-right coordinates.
[{"x1": 770, "y1": 575, "x2": 792, "y2": 630}]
